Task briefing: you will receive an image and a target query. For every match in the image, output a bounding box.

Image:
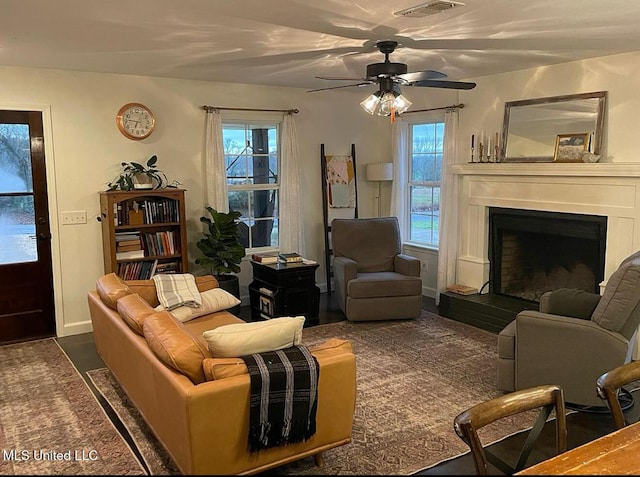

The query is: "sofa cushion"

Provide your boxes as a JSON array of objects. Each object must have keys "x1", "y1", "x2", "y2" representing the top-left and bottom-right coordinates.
[
  {"x1": 544, "y1": 288, "x2": 601, "y2": 319},
  {"x1": 347, "y1": 272, "x2": 422, "y2": 299},
  {"x1": 153, "y1": 273, "x2": 202, "y2": 310},
  {"x1": 96, "y1": 273, "x2": 132, "y2": 310},
  {"x1": 202, "y1": 316, "x2": 305, "y2": 358},
  {"x1": 142, "y1": 310, "x2": 210, "y2": 384},
  {"x1": 125, "y1": 275, "x2": 219, "y2": 308},
  {"x1": 202, "y1": 357, "x2": 247, "y2": 381},
  {"x1": 591, "y1": 261, "x2": 640, "y2": 333},
  {"x1": 116, "y1": 293, "x2": 156, "y2": 335},
  {"x1": 202, "y1": 338, "x2": 352, "y2": 381},
  {"x1": 155, "y1": 288, "x2": 241, "y2": 323}
]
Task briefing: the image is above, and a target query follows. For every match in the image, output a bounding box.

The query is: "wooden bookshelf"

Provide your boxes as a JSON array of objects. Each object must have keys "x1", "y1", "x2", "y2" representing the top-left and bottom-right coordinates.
[{"x1": 99, "y1": 189, "x2": 188, "y2": 279}]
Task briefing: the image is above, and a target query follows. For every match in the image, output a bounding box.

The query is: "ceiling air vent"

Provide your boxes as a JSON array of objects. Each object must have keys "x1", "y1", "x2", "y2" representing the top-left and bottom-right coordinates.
[{"x1": 394, "y1": 1, "x2": 465, "y2": 18}]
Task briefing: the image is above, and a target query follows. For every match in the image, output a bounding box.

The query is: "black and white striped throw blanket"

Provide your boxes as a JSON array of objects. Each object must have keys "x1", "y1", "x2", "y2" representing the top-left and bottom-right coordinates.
[{"x1": 241, "y1": 345, "x2": 320, "y2": 452}]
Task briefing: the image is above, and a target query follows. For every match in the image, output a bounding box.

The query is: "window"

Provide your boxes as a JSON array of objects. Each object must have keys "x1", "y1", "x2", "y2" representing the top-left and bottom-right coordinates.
[
  {"x1": 407, "y1": 119, "x2": 444, "y2": 248},
  {"x1": 222, "y1": 122, "x2": 279, "y2": 251}
]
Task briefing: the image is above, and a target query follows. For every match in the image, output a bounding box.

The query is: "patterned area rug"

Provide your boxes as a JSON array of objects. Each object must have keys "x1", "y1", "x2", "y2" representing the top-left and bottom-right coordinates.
[
  {"x1": 87, "y1": 312, "x2": 541, "y2": 475},
  {"x1": 0, "y1": 338, "x2": 146, "y2": 475}
]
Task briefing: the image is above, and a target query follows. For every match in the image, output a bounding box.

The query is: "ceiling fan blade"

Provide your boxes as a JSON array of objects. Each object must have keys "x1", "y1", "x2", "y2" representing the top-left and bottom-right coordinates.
[
  {"x1": 307, "y1": 82, "x2": 374, "y2": 92},
  {"x1": 408, "y1": 79, "x2": 477, "y2": 90},
  {"x1": 315, "y1": 75, "x2": 371, "y2": 81},
  {"x1": 396, "y1": 70, "x2": 447, "y2": 82}
]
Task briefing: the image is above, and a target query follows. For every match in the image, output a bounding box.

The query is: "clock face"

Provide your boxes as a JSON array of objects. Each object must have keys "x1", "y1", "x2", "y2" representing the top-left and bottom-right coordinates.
[{"x1": 116, "y1": 103, "x2": 155, "y2": 140}]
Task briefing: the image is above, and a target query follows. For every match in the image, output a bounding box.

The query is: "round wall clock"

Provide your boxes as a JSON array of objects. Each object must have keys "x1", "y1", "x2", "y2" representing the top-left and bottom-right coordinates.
[{"x1": 116, "y1": 103, "x2": 156, "y2": 140}]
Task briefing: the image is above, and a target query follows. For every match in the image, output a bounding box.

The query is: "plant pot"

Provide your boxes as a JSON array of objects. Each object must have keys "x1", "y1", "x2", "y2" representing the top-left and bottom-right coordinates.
[
  {"x1": 217, "y1": 274, "x2": 241, "y2": 316},
  {"x1": 133, "y1": 173, "x2": 154, "y2": 190}
]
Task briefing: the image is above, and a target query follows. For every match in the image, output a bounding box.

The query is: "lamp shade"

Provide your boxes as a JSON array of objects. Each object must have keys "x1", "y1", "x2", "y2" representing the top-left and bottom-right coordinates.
[{"x1": 366, "y1": 162, "x2": 394, "y2": 182}]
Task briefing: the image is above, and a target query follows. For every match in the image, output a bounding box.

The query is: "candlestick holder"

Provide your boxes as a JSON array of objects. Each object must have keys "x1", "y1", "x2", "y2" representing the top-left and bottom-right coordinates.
[
  {"x1": 494, "y1": 145, "x2": 500, "y2": 162},
  {"x1": 469, "y1": 147, "x2": 475, "y2": 163},
  {"x1": 478, "y1": 144, "x2": 484, "y2": 163}
]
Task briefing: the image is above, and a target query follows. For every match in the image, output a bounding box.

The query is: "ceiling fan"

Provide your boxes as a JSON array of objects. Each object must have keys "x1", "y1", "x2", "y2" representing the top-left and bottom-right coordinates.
[{"x1": 308, "y1": 40, "x2": 476, "y2": 118}]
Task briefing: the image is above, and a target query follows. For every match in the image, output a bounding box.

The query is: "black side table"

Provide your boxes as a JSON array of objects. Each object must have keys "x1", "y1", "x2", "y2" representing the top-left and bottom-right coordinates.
[{"x1": 248, "y1": 261, "x2": 320, "y2": 323}]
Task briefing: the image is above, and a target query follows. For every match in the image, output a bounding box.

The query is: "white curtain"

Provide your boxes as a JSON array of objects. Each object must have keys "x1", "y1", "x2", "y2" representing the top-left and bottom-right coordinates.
[
  {"x1": 436, "y1": 108, "x2": 460, "y2": 305},
  {"x1": 204, "y1": 109, "x2": 229, "y2": 212},
  {"x1": 279, "y1": 113, "x2": 305, "y2": 256},
  {"x1": 390, "y1": 118, "x2": 409, "y2": 241}
]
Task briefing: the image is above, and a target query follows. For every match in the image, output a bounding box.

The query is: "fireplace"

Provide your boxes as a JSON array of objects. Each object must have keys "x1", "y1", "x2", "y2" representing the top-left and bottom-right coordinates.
[{"x1": 488, "y1": 207, "x2": 607, "y2": 303}]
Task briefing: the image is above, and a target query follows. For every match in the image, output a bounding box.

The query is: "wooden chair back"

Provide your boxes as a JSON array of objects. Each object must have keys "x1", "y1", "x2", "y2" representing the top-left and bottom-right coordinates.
[
  {"x1": 597, "y1": 360, "x2": 640, "y2": 430},
  {"x1": 453, "y1": 384, "x2": 568, "y2": 475}
]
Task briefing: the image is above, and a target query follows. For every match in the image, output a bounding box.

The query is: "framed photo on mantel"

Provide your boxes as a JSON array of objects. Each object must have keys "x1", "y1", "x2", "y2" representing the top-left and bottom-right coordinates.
[{"x1": 553, "y1": 132, "x2": 590, "y2": 162}]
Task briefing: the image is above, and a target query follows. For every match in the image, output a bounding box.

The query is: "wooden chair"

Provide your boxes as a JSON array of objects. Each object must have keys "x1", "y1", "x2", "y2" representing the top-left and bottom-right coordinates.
[
  {"x1": 596, "y1": 360, "x2": 640, "y2": 430},
  {"x1": 453, "y1": 384, "x2": 568, "y2": 475}
]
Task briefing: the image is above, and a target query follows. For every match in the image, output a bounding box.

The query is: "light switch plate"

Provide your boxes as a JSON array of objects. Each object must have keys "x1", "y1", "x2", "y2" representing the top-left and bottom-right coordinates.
[{"x1": 61, "y1": 210, "x2": 87, "y2": 225}]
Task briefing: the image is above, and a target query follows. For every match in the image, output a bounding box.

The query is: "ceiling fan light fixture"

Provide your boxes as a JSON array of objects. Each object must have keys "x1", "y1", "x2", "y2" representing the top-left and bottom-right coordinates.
[
  {"x1": 394, "y1": 94, "x2": 413, "y2": 115},
  {"x1": 376, "y1": 91, "x2": 397, "y2": 117},
  {"x1": 361, "y1": 90, "x2": 413, "y2": 118},
  {"x1": 360, "y1": 92, "x2": 381, "y2": 115}
]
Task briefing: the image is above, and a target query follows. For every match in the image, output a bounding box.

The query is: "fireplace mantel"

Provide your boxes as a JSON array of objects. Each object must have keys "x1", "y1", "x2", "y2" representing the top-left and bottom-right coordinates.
[
  {"x1": 452, "y1": 162, "x2": 640, "y2": 178},
  {"x1": 452, "y1": 161, "x2": 640, "y2": 297}
]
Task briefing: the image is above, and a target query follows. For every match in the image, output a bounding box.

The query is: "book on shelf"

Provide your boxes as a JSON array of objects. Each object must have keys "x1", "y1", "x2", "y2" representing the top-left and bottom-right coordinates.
[
  {"x1": 117, "y1": 259, "x2": 157, "y2": 280},
  {"x1": 278, "y1": 252, "x2": 303, "y2": 263},
  {"x1": 116, "y1": 249, "x2": 145, "y2": 260},
  {"x1": 115, "y1": 232, "x2": 140, "y2": 242},
  {"x1": 252, "y1": 252, "x2": 279, "y2": 264},
  {"x1": 446, "y1": 284, "x2": 479, "y2": 296},
  {"x1": 116, "y1": 242, "x2": 142, "y2": 252},
  {"x1": 154, "y1": 261, "x2": 180, "y2": 275}
]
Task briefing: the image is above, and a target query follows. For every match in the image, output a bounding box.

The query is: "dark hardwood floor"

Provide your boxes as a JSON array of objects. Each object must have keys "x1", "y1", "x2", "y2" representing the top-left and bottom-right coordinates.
[{"x1": 56, "y1": 293, "x2": 639, "y2": 475}]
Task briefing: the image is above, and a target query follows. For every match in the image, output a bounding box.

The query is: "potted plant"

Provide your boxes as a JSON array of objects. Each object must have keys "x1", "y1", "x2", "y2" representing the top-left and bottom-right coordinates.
[
  {"x1": 195, "y1": 207, "x2": 246, "y2": 312},
  {"x1": 107, "y1": 154, "x2": 169, "y2": 191}
]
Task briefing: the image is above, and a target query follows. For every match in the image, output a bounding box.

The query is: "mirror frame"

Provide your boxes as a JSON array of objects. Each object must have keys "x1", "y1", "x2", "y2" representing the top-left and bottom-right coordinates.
[{"x1": 500, "y1": 91, "x2": 607, "y2": 163}]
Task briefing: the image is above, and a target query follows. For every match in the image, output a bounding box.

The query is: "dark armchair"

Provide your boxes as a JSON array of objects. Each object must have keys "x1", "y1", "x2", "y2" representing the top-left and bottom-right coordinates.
[{"x1": 331, "y1": 217, "x2": 422, "y2": 321}]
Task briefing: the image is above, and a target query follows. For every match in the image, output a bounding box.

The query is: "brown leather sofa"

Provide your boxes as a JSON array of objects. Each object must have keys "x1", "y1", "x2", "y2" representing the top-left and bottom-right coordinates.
[{"x1": 87, "y1": 273, "x2": 357, "y2": 475}]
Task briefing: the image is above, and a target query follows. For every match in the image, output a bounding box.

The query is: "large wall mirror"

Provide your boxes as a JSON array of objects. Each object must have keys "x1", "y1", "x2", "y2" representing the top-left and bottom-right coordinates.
[{"x1": 501, "y1": 91, "x2": 607, "y2": 162}]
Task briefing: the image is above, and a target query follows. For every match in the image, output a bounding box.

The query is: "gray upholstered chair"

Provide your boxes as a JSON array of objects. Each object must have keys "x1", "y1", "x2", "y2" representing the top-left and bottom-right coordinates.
[
  {"x1": 497, "y1": 251, "x2": 640, "y2": 407},
  {"x1": 331, "y1": 217, "x2": 422, "y2": 321}
]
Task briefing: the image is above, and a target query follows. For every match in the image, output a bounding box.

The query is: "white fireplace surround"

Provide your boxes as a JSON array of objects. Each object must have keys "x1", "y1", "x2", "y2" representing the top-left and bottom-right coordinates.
[{"x1": 452, "y1": 162, "x2": 640, "y2": 294}]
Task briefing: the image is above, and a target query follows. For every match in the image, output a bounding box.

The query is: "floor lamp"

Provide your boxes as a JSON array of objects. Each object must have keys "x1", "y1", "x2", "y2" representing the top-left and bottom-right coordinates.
[{"x1": 366, "y1": 162, "x2": 394, "y2": 217}]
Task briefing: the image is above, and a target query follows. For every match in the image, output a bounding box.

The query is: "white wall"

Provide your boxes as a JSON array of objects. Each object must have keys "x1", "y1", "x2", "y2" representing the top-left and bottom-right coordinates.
[
  {"x1": 0, "y1": 65, "x2": 399, "y2": 336},
  {"x1": 7, "y1": 49, "x2": 635, "y2": 334},
  {"x1": 458, "y1": 50, "x2": 640, "y2": 166}
]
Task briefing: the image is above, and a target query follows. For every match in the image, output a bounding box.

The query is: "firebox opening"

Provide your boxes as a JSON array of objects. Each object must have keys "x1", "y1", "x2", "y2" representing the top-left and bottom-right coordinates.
[{"x1": 489, "y1": 208, "x2": 607, "y2": 303}]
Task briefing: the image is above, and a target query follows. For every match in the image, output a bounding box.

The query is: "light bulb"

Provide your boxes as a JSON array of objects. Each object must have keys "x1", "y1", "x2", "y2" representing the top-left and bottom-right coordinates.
[
  {"x1": 360, "y1": 94, "x2": 380, "y2": 115},
  {"x1": 394, "y1": 94, "x2": 412, "y2": 115}
]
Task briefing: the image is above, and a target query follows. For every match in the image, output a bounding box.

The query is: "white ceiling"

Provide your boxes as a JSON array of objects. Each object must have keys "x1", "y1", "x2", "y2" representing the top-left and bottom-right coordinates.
[{"x1": 2, "y1": 0, "x2": 640, "y2": 91}]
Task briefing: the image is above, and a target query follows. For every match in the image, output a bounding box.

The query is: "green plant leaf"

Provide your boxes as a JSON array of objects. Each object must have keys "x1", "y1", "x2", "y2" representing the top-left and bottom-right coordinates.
[{"x1": 195, "y1": 207, "x2": 246, "y2": 277}]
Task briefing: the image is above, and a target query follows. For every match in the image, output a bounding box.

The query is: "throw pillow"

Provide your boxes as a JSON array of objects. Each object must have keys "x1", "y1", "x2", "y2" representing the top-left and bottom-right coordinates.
[
  {"x1": 202, "y1": 316, "x2": 305, "y2": 358},
  {"x1": 153, "y1": 273, "x2": 202, "y2": 311},
  {"x1": 142, "y1": 310, "x2": 210, "y2": 384},
  {"x1": 117, "y1": 293, "x2": 156, "y2": 335},
  {"x1": 591, "y1": 260, "x2": 640, "y2": 333},
  {"x1": 96, "y1": 273, "x2": 132, "y2": 310},
  {"x1": 155, "y1": 288, "x2": 241, "y2": 323}
]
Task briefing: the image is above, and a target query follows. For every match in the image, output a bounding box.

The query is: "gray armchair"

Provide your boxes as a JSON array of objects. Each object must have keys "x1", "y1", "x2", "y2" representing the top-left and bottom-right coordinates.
[
  {"x1": 497, "y1": 251, "x2": 640, "y2": 407},
  {"x1": 331, "y1": 217, "x2": 422, "y2": 321}
]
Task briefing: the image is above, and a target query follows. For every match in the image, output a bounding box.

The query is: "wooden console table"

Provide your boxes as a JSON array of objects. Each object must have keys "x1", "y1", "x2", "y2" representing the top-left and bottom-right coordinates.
[
  {"x1": 248, "y1": 261, "x2": 320, "y2": 324},
  {"x1": 517, "y1": 420, "x2": 640, "y2": 475}
]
